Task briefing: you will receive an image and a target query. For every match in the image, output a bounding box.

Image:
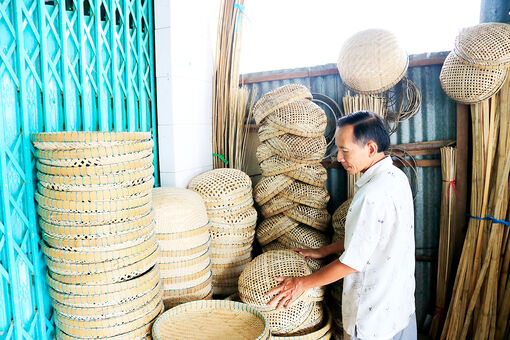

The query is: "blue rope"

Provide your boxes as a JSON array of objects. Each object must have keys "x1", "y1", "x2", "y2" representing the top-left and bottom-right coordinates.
[
  {"x1": 233, "y1": 3, "x2": 248, "y2": 33},
  {"x1": 467, "y1": 214, "x2": 510, "y2": 227}
]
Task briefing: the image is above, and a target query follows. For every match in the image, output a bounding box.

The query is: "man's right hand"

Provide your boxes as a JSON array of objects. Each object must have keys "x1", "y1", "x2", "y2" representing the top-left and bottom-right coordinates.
[{"x1": 292, "y1": 247, "x2": 326, "y2": 259}]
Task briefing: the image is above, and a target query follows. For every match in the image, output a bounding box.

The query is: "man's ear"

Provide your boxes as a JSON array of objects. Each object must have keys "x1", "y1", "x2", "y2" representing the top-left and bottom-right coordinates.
[{"x1": 367, "y1": 140, "x2": 379, "y2": 157}]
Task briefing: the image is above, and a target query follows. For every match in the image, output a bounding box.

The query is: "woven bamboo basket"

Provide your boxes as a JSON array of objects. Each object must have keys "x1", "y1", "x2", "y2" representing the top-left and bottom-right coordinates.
[
  {"x1": 279, "y1": 225, "x2": 330, "y2": 251},
  {"x1": 209, "y1": 206, "x2": 258, "y2": 227},
  {"x1": 332, "y1": 198, "x2": 352, "y2": 243},
  {"x1": 256, "y1": 214, "x2": 300, "y2": 246},
  {"x1": 260, "y1": 156, "x2": 304, "y2": 177},
  {"x1": 262, "y1": 241, "x2": 323, "y2": 273},
  {"x1": 55, "y1": 317, "x2": 157, "y2": 340},
  {"x1": 287, "y1": 303, "x2": 324, "y2": 336},
  {"x1": 238, "y1": 250, "x2": 320, "y2": 310},
  {"x1": 253, "y1": 84, "x2": 312, "y2": 124},
  {"x1": 286, "y1": 164, "x2": 327, "y2": 188},
  {"x1": 256, "y1": 142, "x2": 275, "y2": 163},
  {"x1": 37, "y1": 149, "x2": 152, "y2": 167},
  {"x1": 262, "y1": 301, "x2": 315, "y2": 335},
  {"x1": 280, "y1": 182, "x2": 329, "y2": 209},
  {"x1": 454, "y1": 22, "x2": 510, "y2": 69},
  {"x1": 270, "y1": 305, "x2": 332, "y2": 339},
  {"x1": 259, "y1": 122, "x2": 287, "y2": 142},
  {"x1": 337, "y1": 29, "x2": 408, "y2": 94},
  {"x1": 152, "y1": 300, "x2": 271, "y2": 340},
  {"x1": 163, "y1": 269, "x2": 212, "y2": 292},
  {"x1": 205, "y1": 192, "x2": 254, "y2": 214},
  {"x1": 266, "y1": 135, "x2": 327, "y2": 164},
  {"x1": 209, "y1": 228, "x2": 255, "y2": 245},
  {"x1": 265, "y1": 100, "x2": 327, "y2": 138},
  {"x1": 283, "y1": 206, "x2": 331, "y2": 232},
  {"x1": 157, "y1": 227, "x2": 211, "y2": 251},
  {"x1": 160, "y1": 253, "x2": 212, "y2": 279},
  {"x1": 260, "y1": 195, "x2": 298, "y2": 218},
  {"x1": 159, "y1": 235, "x2": 210, "y2": 260},
  {"x1": 440, "y1": 51, "x2": 508, "y2": 104},
  {"x1": 163, "y1": 286, "x2": 214, "y2": 310},
  {"x1": 254, "y1": 174, "x2": 294, "y2": 206},
  {"x1": 31, "y1": 131, "x2": 152, "y2": 143},
  {"x1": 188, "y1": 168, "x2": 252, "y2": 204}
]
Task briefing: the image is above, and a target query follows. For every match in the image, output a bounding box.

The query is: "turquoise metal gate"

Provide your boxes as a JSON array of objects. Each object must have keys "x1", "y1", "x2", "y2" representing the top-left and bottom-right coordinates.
[{"x1": 0, "y1": 0, "x2": 158, "y2": 338}]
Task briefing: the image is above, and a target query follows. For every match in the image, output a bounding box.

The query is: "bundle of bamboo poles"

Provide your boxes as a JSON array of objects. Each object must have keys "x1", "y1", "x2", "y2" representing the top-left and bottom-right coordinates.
[
  {"x1": 213, "y1": 0, "x2": 252, "y2": 171},
  {"x1": 441, "y1": 78, "x2": 510, "y2": 340},
  {"x1": 430, "y1": 147, "x2": 457, "y2": 338}
]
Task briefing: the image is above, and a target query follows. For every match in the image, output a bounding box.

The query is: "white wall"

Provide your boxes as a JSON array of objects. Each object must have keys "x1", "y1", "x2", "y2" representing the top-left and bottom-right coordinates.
[{"x1": 154, "y1": 0, "x2": 220, "y2": 187}]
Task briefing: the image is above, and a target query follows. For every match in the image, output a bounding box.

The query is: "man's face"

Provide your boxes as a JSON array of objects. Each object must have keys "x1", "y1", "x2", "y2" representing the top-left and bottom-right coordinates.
[{"x1": 335, "y1": 125, "x2": 372, "y2": 175}]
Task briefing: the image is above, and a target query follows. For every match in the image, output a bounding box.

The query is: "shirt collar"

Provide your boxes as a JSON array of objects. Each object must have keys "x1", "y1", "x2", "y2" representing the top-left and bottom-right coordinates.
[{"x1": 355, "y1": 156, "x2": 393, "y2": 189}]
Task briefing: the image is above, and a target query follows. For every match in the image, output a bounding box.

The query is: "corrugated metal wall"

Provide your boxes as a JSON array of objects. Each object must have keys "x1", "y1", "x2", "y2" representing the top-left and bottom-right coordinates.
[{"x1": 241, "y1": 51, "x2": 457, "y2": 329}]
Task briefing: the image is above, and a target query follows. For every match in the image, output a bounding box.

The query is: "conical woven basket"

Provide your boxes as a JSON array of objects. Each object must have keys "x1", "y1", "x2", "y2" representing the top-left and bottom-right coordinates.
[
  {"x1": 454, "y1": 22, "x2": 510, "y2": 69},
  {"x1": 260, "y1": 156, "x2": 304, "y2": 177},
  {"x1": 265, "y1": 100, "x2": 327, "y2": 138},
  {"x1": 260, "y1": 195, "x2": 298, "y2": 218},
  {"x1": 266, "y1": 135, "x2": 326, "y2": 164},
  {"x1": 254, "y1": 174, "x2": 294, "y2": 206},
  {"x1": 280, "y1": 182, "x2": 329, "y2": 209},
  {"x1": 286, "y1": 164, "x2": 327, "y2": 188},
  {"x1": 332, "y1": 198, "x2": 352, "y2": 243},
  {"x1": 253, "y1": 84, "x2": 312, "y2": 124},
  {"x1": 337, "y1": 29, "x2": 408, "y2": 94},
  {"x1": 256, "y1": 214, "x2": 300, "y2": 246},
  {"x1": 440, "y1": 51, "x2": 508, "y2": 104},
  {"x1": 152, "y1": 300, "x2": 271, "y2": 340},
  {"x1": 283, "y1": 206, "x2": 331, "y2": 232},
  {"x1": 188, "y1": 168, "x2": 252, "y2": 203}
]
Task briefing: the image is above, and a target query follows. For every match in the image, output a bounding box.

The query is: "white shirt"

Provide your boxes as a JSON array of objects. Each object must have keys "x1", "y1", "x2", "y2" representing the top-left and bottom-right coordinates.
[{"x1": 339, "y1": 156, "x2": 415, "y2": 340}]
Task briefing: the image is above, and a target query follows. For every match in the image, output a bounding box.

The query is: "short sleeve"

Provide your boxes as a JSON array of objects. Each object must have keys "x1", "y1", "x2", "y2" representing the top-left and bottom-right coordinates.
[{"x1": 339, "y1": 196, "x2": 384, "y2": 272}]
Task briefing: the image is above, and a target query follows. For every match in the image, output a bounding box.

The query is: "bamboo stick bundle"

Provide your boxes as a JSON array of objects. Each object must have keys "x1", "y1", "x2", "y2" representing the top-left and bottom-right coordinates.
[
  {"x1": 441, "y1": 77, "x2": 510, "y2": 340},
  {"x1": 212, "y1": 0, "x2": 245, "y2": 169},
  {"x1": 430, "y1": 147, "x2": 457, "y2": 338},
  {"x1": 227, "y1": 86, "x2": 255, "y2": 171}
]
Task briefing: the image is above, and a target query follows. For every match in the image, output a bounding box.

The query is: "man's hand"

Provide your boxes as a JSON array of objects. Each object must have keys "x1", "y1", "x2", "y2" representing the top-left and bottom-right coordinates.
[
  {"x1": 266, "y1": 276, "x2": 307, "y2": 310},
  {"x1": 292, "y1": 247, "x2": 326, "y2": 259}
]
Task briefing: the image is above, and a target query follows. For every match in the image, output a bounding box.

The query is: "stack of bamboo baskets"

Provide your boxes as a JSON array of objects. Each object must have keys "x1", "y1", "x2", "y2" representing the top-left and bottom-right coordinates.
[
  {"x1": 32, "y1": 131, "x2": 162, "y2": 340},
  {"x1": 152, "y1": 187, "x2": 213, "y2": 309},
  {"x1": 253, "y1": 84, "x2": 331, "y2": 272},
  {"x1": 188, "y1": 168, "x2": 257, "y2": 296},
  {"x1": 238, "y1": 250, "x2": 330, "y2": 338}
]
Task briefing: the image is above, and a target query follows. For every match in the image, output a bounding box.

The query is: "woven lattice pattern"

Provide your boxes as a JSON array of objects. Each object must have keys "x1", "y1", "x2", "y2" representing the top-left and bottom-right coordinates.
[
  {"x1": 337, "y1": 29, "x2": 408, "y2": 94},
  {"x1": 253, "y1": 84, "x2": 312, "y2": 124},
  {"x1": 258, "y1": 122, "x2": 287, "y2": 142},
  {"x1": 454, "y1": 23, "x2": 510, "y2": 69},
  {"x1": 32, "y1": 132, "x2": 161, "y2": 339},
  {"x1": 266, "y1": 100, "x2": 327, "y2": 138},
  {"x1": 440, "y1": 51, "x2": 508, "y2": 104},
  {"x1": 262, "y1": 241, "x2": 323, "y2": 273},
  {"x1": 266, "y1": 135, "x2": 327, "y2": 163},
  {"x1": 254, "y1": 174, "x2": 294, "y2": 206},
  {"x1": 280, "y1": 182, "x2": 330, "y2": 209},
  {"x1": 260, "y1": 195, "x2": 298, "y2": 218},
  {"x1": 188, "y1": 168, "x2": 256, "y2": 295},
  {"x1": 260, "y1": 156, "x2": 304, "y2": 176},
  {"x1": 256, "y1": 214, "x2": 300, "y2": 246},
  {"x1": 283, "y1": 206, "x2": 331, "y2": 232},
  {"x1": 332, "y1": 198, "x2": 353, "y2": 242},
  {"x1": 286, "y1": 164, "x2": 327, "y2": 187}
]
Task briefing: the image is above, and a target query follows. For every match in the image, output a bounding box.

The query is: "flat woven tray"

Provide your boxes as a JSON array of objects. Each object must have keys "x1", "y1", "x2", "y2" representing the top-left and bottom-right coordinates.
[
  {"x1": 37, "y1": 177, "x2": 154, "y2": 201},
  {"x1": 283, "y1": 206, "x2": 330, "y2": 232},
  {"x1": 260, "y1": 156, "x2": 304, "y2": 176},
  {"x1": 286, "y1": 165, "x2": 327, "y2": 188},
  {"x1": 35, "y1": 140, "x2": 154, "y2": 160},
  {"x1": 332, "y1": 198, "x2": 352, "y2": 242},
  {"x1": 254, "y1": 174, "x2": 294, "y2": 206},
  {"x1": 152, "y1": 300, "x2": 271, "y2": 340},
  {"x1": 280, "y1": 182, "x2": 329, "y2": 209},
  {"x1": 265, "y1": 100, "x2": 327, "y2": 138},
  {"x1": 266, "y1": 135, "x2": 326, "y2": 164},
  {"x1": 31, "y1": 131, "x2": 152, "y2": 143},
  {"x1": 188, "y1": 168, "x2": 252, "y2": 203},
  {"x1": 253, "y1": 84, "x2": 312, "y2": 124},
  {"x1": 454, "y1": 23, "x2": 510, "y2": 69},
  {"x1": 38, "y1": 149, "x2": 152, "y2": 167},
  {"x1": 152, "y1": 187, "x2": 209, "y2": 234},
  {"x1": 256, "y1": 214, "x2": 300, "y2": 246},
  {"x1": 260, "y1": 194, "x2": 297, "y2": 218},
  {"x1": 36, "y1": 154, "x2": 154, "y2": 176},
  {"x1": 163, "y1": 271, "x2": 212, "y2": 298}
]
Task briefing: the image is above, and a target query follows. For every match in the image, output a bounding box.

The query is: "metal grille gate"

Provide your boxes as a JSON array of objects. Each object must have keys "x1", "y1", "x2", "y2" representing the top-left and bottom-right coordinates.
[{"x1": 0, "y1": 0, "x2": 158, "y2": 338}]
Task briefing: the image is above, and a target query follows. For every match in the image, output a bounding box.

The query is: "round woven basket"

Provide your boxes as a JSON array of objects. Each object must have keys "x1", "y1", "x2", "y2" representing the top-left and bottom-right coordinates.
[
  {"x1": 163, "y1": 285, "x2": 213, "y2": 309},
  {"x1": 163, "y1": 274, "x2": 212, "y2": 301},
  {"x1": 454, "y1": 23, "x2": 510, "y2": 69},
  {"x1": 257, "y1": 142, "x2": 276, "y2": 163},
  {"x1": 152, "y1": 187, "x2": 209, "y2": 233},
  {"x1": 337, "y1": 29, "x2": 408, "y2": 94},
  {"x1": 279, "y1": 225, "x2": 330, "y2": 251},
  {"x1": 38, "y1": 149, "x2": 152, "y2": 167},
  {"x1": 163, "y1": 269, "x2": 212, "y2": 292},
  {"x1": 160, "y1": 250, "x2": 211, "y2": 275},
  {"x1": 332, "y1": 198, "x2": 352, "y2": 243},
  {"x1": 265, "y1": 100, "x2": 327, "y2": 138},
  {"x1": 260, "y1": 156, "x2": 304, "y2": 177},
  {"x1": 157, "y1": 232, "x2": 210, "y2": 255},
  {"x1": 152, "y1": 300, "x2": 271, "y2": 340},
  {"x1": 31, "y1": 131, "x2": 152, "y2": 143},
  {"x1": 286, "y1": 164, "x2": 327, "y2": 188},
  {"x1": 266, "y1": 135, "x2": 326, "y2": 164},
  {"x1": 263, "y1": 301, "x2": 315, "y2": 336},
  {"x1": 238, "y1": 250, "x2": 317, "y2": 310},
  {"x1": 283, "y1": 206, "x2": 331, "y2": 232},
  {"x1": 440, "y1": 51, "x2": 508, "y2": 104},
  {"x1": 256, "y1": 214, "x2": 300, "y2": 246},
  {"x1": 260, "y1": 195, "x2": 298, "y2": 218},
  {"x1": 259, "y1": 122, "x2": 287, "y2": 142},
  {"x1": 209, "y1": 206, "x2": 258, "y2": 227},
  {"x1": 271, "y1": 305, "x2": 332, "y2": 339},
  {"x1": 253, "y1": 84, "x2": 313, "y2": 124},
  {"x1": 254, "y1": 174, "x2": 294, "y2": 206},
  {"x1": 188, "y1": 168, "x2": 252, "y2": 204},
  {"x1": 280, "y1": 182, "x2": 329, "y2": 209}
]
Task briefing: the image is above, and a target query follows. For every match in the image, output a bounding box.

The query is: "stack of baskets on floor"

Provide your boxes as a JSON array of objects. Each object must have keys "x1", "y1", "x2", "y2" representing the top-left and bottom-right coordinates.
[
  {"x1": 152, "y1": 187, "x2": 213, "y2": 309},
  {"x1": 32, "y1": 131, "x2": 162, "y2": 340},
  {"x1": 253, "y1": 84, "x2": 331, "y2": 272},
  {"x1": 238, "y1": 250, "x2": 331, "y2": 338},
  {"x1": 188, "y1": 168, "x2": 257, "y2": 296}
]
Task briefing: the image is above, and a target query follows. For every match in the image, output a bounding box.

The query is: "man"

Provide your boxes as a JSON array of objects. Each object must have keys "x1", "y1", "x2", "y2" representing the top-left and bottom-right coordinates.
[{"x1": 267, "y1": 111, "x2": 416, "y2": 340}]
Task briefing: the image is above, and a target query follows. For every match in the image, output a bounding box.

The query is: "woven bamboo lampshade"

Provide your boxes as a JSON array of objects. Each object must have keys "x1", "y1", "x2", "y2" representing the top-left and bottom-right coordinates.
[
  {"x1": 440, "y1": 51, "x2": 508, "y2": 104},
  {"x1": 454, "y1": 22, "x2": 510, "y2": 69},
  {"x1": 337, "y1": 29, "x2": 408, "y2": 94}
]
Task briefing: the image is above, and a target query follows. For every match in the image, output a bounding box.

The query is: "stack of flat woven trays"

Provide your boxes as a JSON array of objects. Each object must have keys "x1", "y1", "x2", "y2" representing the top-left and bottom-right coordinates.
[
  {"x1": 188, "y1": 168, "x2": 257, "y2": 296},
  {"x1": 32, "y1": 131, "x2": 162, "y2": 340},
  {"x1": 440, "y1": 23, "x2": 510, "y2": 104},
  {"x1": 152, "y1": 187, "x2": 213, "y2": 309},
  {"x1": 238, "y1": 250, "x2": 331, "y2": 339},
  {"x1": 253, "y1": 84, "x2": 331, "y2": 272}
]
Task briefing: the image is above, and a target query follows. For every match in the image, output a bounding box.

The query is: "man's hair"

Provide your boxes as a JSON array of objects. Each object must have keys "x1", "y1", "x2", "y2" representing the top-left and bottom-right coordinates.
[{"x1": 336, "y1": 110, "x2": 390, "y2": 152}]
